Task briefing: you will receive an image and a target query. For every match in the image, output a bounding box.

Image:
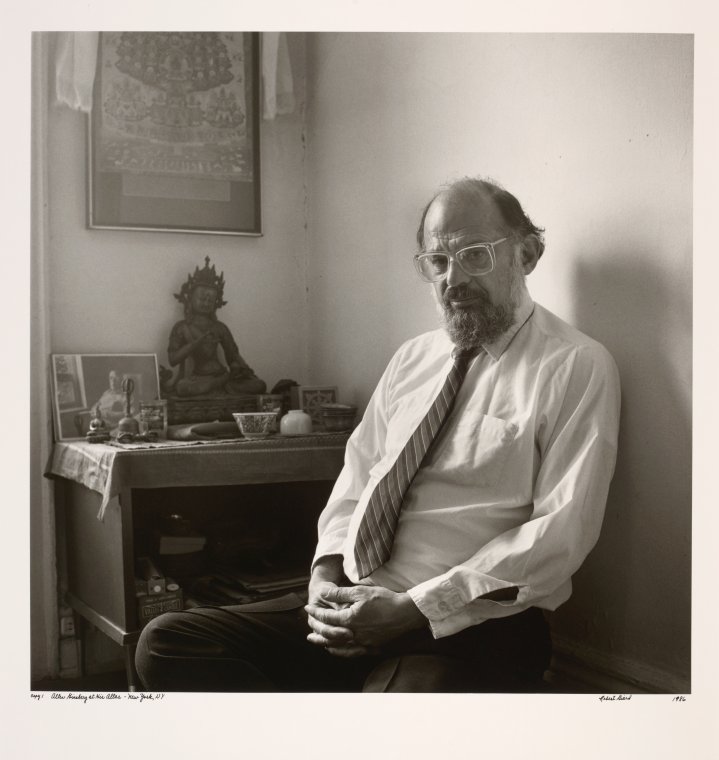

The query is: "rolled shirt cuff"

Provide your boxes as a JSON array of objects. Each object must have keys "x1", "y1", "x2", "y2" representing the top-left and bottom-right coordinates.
[{"x1": 407, "y1": 571, "x2": 530, "y2": 638}]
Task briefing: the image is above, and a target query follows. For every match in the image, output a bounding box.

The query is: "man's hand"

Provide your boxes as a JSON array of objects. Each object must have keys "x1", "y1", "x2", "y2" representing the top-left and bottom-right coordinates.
[
  {"x1": 305, "y1": 585, "x2": 427, "y2": 654},
  {"x1": 306, "y1": 581, "x2": 370, "y2": 658},
  {"x1": 307, "y1": 555, "x2": 345, "y2": 609},
  {"x1": 306, "y1": 557, "x2": 367, "y2": 657}
]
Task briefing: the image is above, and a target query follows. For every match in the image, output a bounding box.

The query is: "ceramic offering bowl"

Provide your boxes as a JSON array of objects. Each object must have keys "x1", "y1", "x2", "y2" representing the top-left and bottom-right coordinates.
[{"x1": 232, "y1": 411, "x2": 277, "y2": 439}]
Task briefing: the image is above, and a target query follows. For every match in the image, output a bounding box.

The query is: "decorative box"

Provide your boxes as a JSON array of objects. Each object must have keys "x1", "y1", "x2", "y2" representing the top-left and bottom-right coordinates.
[
  {"x1": 290, "y1": 385, "x2": 338, "y2": 428},
  {"x1": 136, "y1": 584, "x2": 184, "y2": 628}
]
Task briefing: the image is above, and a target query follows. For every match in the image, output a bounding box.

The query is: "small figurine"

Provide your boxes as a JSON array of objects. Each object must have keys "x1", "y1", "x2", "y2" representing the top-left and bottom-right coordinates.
[
  {"x1": 161, "y1": 257, "x2": 266, "y2": 398},
  {"x1": 86, "y1": 406, "x2": 111, "y2": 444},
  {"x1": 85, "y1": 386, "x2": 159, "y2": 445}
]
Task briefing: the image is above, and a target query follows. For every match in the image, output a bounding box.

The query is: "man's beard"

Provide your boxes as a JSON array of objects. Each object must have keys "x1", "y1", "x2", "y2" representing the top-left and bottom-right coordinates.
[{"x1": 439, "y1": 263, "x2": 525, "y2": 350}]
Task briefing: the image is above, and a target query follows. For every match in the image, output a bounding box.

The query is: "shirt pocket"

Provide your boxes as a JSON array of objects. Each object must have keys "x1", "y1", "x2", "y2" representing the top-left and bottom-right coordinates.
[{"x1": 429, "y1": 414, "x2": 519, "y2": 487}]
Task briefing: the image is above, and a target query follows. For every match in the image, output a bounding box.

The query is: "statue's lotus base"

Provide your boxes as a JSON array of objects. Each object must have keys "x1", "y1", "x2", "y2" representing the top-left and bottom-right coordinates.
[{"x1": 164, "y1": 393, "x2": 259, "y2": 425}]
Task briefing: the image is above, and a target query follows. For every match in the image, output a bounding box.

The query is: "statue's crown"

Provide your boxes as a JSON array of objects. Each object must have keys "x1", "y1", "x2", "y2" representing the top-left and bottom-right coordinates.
[{"x1": 174, "y1": 256, "x2": 227, "y2": 310}]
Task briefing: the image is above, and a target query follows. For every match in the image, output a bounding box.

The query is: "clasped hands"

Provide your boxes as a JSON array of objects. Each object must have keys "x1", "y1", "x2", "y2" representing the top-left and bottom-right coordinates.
[{"x1": 305, "y1": 580, "x2": 426, "y2": 658}]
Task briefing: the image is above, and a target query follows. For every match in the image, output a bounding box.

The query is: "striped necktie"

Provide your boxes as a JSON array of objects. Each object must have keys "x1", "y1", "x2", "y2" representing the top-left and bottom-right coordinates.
[{"x1": 354, "y1": 347, "x2": 479, "y2": 579}]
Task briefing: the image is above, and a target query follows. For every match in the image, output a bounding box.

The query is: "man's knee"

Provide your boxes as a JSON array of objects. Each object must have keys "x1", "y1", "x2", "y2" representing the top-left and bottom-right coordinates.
[
  {"x1": 137, "y1": 610, "x2": 190, "y2": 657},
  {"x1": 134, "y1": 611, "x2": 188, "y2": 691}
]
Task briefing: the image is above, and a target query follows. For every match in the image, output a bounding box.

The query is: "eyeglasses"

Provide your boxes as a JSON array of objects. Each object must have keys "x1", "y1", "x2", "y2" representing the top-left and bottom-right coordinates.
[{"x1": 413, "y1": 237, "x2": 509, "y2": 283}]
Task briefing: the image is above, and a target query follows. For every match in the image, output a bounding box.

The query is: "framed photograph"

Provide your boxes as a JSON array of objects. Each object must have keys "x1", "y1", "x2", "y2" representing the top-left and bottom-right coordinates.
[
  {"x1": 88, "y1": 32, "x2": 261, "y2": 236},
  {"x1": 50, "y1": 354, "x2": 161, "y2": 441},
  {"x1": 290, "y1": 385, "x2": 339, "y2": 427}
]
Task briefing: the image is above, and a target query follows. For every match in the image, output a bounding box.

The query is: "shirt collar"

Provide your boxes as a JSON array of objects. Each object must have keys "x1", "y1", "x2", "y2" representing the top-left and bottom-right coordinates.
[{"x1": 481, "y1": 291, "x2": 535, "y2": 361}]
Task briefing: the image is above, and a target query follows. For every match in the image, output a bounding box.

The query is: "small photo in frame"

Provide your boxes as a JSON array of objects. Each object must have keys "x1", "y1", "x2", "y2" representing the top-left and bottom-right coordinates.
[
  {"x1": 290, "y1": 385, "x2": 339, "y2": 428},
  {"x1": 50, "y1": 353, "x2": 160, "y2": 441}
]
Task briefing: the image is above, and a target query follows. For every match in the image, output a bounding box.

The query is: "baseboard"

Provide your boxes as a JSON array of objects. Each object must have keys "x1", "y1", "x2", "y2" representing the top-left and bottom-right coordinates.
[{"x1": 550, "y1": 634, "x2": 690, "y2": 694}]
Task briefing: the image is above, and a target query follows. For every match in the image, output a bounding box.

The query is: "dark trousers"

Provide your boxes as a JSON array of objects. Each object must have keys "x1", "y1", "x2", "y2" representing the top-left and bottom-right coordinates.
[{"x1": 135, "y1": 592, "x2": 551, "y2": 693}]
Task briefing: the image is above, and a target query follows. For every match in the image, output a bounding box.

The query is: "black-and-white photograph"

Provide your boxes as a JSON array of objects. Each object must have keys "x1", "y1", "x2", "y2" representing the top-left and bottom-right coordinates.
[
  {"x1": 14, "y1": 2, "x2": 716, "y2": 757},
  {"x1": 50, "y1": 353, "x2": 160, "y2": 439}
]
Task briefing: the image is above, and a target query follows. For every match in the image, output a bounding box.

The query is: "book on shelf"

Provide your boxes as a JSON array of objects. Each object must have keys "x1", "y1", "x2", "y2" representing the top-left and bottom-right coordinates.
[{"x1": 156, "y1": 533, "x2": 207, "y2": 555}]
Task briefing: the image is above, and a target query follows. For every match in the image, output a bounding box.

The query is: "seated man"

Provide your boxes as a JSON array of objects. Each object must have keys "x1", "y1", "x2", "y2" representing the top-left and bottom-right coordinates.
[{"x1": 136, "y1": 176, "x2": 620, "y2": 692}]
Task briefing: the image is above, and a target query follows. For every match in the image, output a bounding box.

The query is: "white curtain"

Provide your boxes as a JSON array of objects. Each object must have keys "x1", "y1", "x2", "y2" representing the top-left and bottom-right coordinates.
[
  {"x1": 54, "y1": 31, "x2": 98, "y2": 112},
  {"x1": 262, "y1": 32, "x2": 295, "y2": 120},
  {"x1": 54, "y1": 32, "x2": 295, "y2": 120}
]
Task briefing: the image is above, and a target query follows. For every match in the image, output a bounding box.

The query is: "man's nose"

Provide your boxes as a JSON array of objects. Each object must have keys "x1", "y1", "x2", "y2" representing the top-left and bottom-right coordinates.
[{"x1": 445, "y1": 257, "x2": 471, "y2": 287}]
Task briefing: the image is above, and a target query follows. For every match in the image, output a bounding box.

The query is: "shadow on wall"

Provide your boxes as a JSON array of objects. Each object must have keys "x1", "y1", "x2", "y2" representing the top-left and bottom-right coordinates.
[{"x1": 548, "y1": 244, "x2": 692, "y2": 686}]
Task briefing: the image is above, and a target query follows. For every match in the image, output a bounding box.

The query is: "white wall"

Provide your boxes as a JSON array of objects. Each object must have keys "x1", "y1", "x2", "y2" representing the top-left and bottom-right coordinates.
[{"x1": 306, "y1": 33, "x2": 692, "y2": 689}]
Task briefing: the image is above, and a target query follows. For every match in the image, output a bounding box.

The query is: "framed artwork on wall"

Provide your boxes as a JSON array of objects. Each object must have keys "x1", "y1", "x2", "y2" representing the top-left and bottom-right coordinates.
[
  {"x1": 50, "y1": 353, "x2": 161, "y2": 441},
  {"x1": 87, "y1": 32, "x2": 261, "y2": 236}
]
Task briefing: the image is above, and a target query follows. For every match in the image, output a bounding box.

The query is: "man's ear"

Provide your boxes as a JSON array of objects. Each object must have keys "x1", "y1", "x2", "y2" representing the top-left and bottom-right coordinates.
[{"x1": 519, "y1": 234, "x2": 543, "y2": 275}]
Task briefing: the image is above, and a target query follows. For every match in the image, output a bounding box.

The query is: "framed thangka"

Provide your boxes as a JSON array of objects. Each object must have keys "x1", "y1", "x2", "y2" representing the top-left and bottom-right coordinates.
[{"x1": 88, "y1": 32, "x2": 261, "y2": 235}]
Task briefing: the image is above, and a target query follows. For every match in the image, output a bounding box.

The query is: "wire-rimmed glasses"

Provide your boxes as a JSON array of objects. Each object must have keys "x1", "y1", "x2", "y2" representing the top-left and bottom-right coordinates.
[{"x1": 413, "y1": 237, "x2": 509, "y2": 283}]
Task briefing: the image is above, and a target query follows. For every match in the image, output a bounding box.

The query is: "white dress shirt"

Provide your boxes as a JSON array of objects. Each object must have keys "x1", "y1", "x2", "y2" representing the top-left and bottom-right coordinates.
[{"x1": 313, "y1": 293, "x2": 621, "y2": 638}]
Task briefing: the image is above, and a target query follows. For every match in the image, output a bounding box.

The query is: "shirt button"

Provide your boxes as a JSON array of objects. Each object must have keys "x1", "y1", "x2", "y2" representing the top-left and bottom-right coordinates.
[{"x1": 438, "y1": 601, "x2": 449, "y2": 613}]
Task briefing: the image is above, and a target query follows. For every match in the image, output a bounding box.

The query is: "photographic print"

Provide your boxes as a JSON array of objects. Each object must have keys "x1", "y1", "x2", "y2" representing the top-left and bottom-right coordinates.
[
  {"x1": 88, "y1": 31, "x2": 261, "y2": 235},
  {"x1": 50, "y1": 353, "x2": 160, "y2": 440},
  {"x1": 28, "y1": 24, "x2": 698, "y2": 734}
]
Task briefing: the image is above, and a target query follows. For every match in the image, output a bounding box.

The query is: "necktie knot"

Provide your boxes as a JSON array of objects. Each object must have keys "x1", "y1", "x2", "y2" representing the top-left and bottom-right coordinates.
[
  {"x1": 451, "y1": 346, "x2": 481, "y2": 374},
  {"x1": 451, "y1": 345, "x2": 481, "y2": 362}
]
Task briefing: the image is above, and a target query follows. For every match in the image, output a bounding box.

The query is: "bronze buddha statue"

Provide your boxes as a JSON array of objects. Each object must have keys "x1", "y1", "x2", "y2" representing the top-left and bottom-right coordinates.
[{"x1": 162, "y1": 257, "x2": 266, "y2": 400}]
